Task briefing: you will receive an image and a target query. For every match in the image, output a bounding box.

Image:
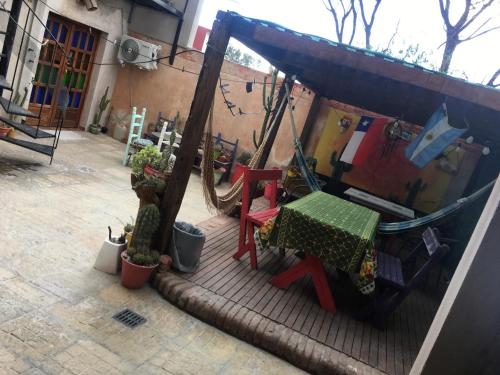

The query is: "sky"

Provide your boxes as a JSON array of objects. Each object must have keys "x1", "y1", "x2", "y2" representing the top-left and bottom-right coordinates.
[{"x1": 198, "y1": 0, "x2": 500, "y2": 85}]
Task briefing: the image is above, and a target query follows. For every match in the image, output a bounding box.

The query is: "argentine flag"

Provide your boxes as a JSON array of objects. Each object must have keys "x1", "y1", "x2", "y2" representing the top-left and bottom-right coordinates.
[{"x1": 405, "y1": 104, "x2": 466, "y2": 168}]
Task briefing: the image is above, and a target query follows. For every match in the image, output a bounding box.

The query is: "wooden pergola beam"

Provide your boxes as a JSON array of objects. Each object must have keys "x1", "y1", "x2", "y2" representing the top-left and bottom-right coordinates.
[{"x1": 158, "y1": 12, "x2": 233, "y2": 253}]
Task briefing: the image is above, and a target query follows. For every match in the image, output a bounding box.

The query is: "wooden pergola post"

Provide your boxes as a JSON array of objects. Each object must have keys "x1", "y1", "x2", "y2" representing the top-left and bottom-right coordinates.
[
  {"x1": 291, "y1": 93, "x2": 321, "y2": 165},
  {"x1": 158, "y1": 12, "x2": 233, "y2": 253}
]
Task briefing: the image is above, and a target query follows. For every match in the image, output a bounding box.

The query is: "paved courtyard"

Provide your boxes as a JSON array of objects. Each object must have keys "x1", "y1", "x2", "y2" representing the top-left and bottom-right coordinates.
[{"x1": 0, "y1": 132, "x2": 305, "y2": 375}]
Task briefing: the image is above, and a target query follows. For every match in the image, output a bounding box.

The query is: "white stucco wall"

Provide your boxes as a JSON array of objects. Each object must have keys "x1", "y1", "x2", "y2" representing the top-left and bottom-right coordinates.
[{"x1": 1, "y1": 0, "x2": 201, "y2": 129}]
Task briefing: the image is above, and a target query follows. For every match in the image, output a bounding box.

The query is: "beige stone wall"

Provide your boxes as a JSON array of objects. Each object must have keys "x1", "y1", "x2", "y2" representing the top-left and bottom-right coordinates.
[{"x1": 109, "y1": 34, "x2": 315, "y2": 168}]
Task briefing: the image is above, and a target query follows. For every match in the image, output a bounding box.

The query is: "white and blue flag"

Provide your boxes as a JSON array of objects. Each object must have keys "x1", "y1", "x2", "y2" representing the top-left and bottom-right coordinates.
[{"x1": 405, "y1": 104, "x2": 466, "y2": 168}]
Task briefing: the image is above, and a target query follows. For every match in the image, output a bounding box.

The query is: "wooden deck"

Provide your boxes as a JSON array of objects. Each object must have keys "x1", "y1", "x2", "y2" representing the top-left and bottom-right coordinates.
[{"x1": 168, "y1": 214, "x2": 440, "y2": 375}]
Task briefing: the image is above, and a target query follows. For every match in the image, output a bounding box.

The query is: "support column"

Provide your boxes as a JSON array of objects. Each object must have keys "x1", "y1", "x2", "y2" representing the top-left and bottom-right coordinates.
[
  {"x1": 158, "y1": 11, "x2": 232, "y2": 253},
  {"x1": 292, "y1": 93, "x2": 321, "y2": 164}
]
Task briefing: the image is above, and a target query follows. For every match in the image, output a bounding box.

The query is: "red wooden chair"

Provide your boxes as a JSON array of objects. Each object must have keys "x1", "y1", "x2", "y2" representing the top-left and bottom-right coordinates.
[{"x1": 233, "y1": 167, "x2": 282, "y2": 269}]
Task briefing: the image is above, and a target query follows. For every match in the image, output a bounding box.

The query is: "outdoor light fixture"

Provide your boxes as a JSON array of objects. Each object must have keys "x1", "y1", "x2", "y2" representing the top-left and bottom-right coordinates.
[{"x1": 82, "y1": 0, "x2": 98, "y2": 11}]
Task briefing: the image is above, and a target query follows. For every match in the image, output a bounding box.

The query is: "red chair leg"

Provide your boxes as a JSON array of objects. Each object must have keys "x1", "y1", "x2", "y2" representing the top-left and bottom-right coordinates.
[
  {"x1": 271, "y1": 254, "x2": 336, "y2": 313},
  {"x1": 247, "y1": 221, "x2": 257, "y2": 269},
  {"x1": 233, "y1": 220, "x2": 258, "y2": 269}
]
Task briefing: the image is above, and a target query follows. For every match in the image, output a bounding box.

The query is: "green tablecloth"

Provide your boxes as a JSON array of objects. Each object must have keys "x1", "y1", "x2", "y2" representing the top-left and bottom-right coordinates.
[{"x1": 269, "y1": 191, "x2": 380, "y2": 274}]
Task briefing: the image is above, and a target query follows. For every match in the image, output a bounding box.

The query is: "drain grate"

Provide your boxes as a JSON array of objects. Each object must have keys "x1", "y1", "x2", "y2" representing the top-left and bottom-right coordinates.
[{"x1": 112, "y1": 309, "x2": 146, "y2": 328}]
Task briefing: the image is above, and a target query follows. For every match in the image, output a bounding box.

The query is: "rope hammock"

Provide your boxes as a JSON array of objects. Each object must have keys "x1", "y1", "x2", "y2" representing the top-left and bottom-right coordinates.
[{"x1": 201, "y1": 95, "x2": 288, "y2": 213}]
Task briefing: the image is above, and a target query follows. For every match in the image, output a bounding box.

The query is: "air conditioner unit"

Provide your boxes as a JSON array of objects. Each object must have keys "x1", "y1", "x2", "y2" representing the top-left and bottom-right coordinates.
[{"x1": 117, "y1": 35, "x2": 161, "y2": 71}]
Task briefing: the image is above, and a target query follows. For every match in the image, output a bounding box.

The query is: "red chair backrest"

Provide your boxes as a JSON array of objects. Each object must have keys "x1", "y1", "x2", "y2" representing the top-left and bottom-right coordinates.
[{"x1": 241, "y1": 167, "x2": 282, "y2": 218}]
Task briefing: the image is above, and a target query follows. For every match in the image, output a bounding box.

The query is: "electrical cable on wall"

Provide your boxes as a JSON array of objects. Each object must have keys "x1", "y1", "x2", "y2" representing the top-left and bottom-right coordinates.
[{"x1": 12, "y1": 0, "x2": 310, "y2": 117}]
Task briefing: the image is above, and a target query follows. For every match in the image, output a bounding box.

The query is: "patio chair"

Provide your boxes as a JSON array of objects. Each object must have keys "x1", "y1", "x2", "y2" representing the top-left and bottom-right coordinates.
[
  {"x1": 233, "y1": 167, "x2": 282, "y2": 269},
  {"x1": 371, "y1": 227, "x2": 450, "y2": 327},
  {"x1": 123, "y1": 107, "x2": 153, "y2": 166}
]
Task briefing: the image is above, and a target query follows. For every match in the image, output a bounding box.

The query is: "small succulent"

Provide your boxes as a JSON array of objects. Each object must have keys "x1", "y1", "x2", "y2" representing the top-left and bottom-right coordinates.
[
  {"x1": 124, "y1": 223, "x2": 134, "y2": 233},
  {"x1": 126, "y1": 247, "x2": 160, "y2": 266}
]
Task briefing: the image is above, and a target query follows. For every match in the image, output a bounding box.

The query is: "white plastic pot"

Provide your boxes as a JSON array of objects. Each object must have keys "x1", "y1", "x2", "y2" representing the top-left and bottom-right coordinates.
[{"x1": 94, "y1": 238, "x2": 127, "y2": 274}]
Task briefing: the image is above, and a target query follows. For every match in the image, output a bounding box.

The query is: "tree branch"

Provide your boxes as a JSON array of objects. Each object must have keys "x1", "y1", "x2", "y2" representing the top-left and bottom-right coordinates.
[
  {"x1": 460, "y1": 24, "x2": 500, "y2": 41},
  {"x1": 461, "y1": 0, "x2": 496, "y2": 31},
  {"x1": 439, "y1": 0, "x2": 452, "y2": 28},
  {"x1": 487, "y1": 68, "x2": 500, "y2": 86}
]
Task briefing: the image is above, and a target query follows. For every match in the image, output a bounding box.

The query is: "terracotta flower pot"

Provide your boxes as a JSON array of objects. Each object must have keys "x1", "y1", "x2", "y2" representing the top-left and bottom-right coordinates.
[
  {"x1": 120, "y1": 252, "x2": 158, "y2": 289},
  {"x1": 0, "y1": 126, "x2": 11, "y2": 137},
  {"x1": 144, "y1": 164, "x2": 170, "y2": 181}
]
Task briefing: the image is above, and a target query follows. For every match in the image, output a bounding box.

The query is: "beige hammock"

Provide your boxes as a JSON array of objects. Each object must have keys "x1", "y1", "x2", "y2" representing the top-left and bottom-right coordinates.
[{"x1": 201, "y1": 98, "x2": 286, "y2": 213}]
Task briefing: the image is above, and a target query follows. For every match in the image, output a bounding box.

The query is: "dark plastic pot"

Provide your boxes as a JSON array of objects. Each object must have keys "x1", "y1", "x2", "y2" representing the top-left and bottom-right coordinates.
[{"x1": 120, "y1": 252, "x2": 157, "y2": 289}]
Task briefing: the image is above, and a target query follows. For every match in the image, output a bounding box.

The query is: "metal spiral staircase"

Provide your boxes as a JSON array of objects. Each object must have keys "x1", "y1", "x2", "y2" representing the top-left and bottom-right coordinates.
[{"x1": 0, "y1": 0, "x2": 68, "y2": 164}]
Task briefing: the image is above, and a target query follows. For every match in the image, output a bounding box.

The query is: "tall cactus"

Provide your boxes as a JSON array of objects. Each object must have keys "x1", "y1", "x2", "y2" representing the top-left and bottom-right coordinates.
[
  {"x1": 93, "y1": 86, "x2": 111, "y2": 127},
  {"x1": 253, "y1": 69, "x2": 279, "y2": 149},
  {"x1": 131, "y1": 203, "x2": 160, "y2": 252}
]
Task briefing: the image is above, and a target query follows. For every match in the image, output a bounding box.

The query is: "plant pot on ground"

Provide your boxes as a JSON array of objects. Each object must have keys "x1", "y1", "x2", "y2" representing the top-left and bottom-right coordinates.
[
  {"x1": 0, "y1": 125, "x2": 11, "y2": 137},
  {"x1": 121, "y1": 180, "x2": 161, "y2": 289}
]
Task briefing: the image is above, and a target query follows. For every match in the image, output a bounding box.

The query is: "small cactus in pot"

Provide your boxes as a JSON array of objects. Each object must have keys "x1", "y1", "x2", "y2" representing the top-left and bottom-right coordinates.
[{"x1": 121, "y1": 180, "x2": 161, "y2": 289}]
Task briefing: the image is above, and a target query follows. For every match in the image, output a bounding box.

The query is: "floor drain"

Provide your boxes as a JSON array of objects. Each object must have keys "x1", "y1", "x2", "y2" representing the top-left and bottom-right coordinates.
[{"x1": 112, "y1": 309, "x2": 146, "y2": 328}]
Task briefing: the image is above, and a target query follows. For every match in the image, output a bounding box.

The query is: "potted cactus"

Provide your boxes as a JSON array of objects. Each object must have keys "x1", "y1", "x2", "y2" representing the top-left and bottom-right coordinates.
[{"x1": 121, "y1": 181, "x2": 161, "y2": 289}]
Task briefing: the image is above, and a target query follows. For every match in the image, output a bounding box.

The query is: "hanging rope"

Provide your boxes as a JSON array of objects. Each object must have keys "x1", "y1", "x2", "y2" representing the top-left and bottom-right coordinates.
[
  {"x1": 201, "y1": 95, "x2": 287, "y2": 213},
  {"x1": 284, "y1": 81, "x2": 322, "y2": 192}
]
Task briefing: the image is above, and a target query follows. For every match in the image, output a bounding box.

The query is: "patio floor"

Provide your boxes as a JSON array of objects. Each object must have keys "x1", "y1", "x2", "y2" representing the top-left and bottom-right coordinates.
[
  {"x1": 155, "y1": 214, "x2": 441, "y2": 375},
  {"x1": 0, "y1": 131, "x2": 305, "y2": 375}
]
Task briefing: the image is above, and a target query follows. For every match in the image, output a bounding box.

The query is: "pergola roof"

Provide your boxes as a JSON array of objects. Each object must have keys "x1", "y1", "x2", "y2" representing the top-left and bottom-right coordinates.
[{"x1": 224, "y1": 11, "x2": 500, "y2": 143}]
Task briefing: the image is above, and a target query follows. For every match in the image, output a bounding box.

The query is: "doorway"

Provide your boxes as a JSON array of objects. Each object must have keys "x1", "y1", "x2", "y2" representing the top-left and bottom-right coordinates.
[{"x1": 28, "y1": 13, "x2": 99, "y2": 128}]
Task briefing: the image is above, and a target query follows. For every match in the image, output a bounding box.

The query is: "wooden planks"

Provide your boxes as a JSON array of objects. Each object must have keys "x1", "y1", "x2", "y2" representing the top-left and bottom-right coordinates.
[{"x1": 175, "y1": 214, "x2": 441, "y2": 375}]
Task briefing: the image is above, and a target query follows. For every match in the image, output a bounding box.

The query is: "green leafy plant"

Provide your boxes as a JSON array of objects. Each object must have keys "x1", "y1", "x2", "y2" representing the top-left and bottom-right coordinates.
[
  {"x1": 9, "y1": 87, "x2": 28, "y2": 121},
  {"x1": 236, "y1": 151, "x2": 252, "y2": 166},
  {"x1": 131, "y1": 145, "x2": 162, "y2": 177}
]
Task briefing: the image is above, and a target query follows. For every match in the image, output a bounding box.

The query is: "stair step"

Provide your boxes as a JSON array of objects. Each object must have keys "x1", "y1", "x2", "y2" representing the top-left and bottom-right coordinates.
[
  {"x1": 0, "y1": 116, "x2": 54, "y2": 139},
  {"x1": 0, "y1": 96, "x2": 37, "y2": 117},
  {"x1": 0, "y1": 135, "x2": 53, "y2": 156},
  {"x1": 0, "y1": 75, "x2": 11, "y2": 89}
]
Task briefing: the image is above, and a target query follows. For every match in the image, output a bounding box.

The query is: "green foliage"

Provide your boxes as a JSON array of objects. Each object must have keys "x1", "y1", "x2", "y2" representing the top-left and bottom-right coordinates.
[
  {"x1": 124, "y1": 223, "x2": 134, "y2": 233},
  {"x1": 131, "y1": 145, "x2": 162, "y2": 177},
  {"x1": 224, "y1": 45, "x2": 260, "y2": 67}
]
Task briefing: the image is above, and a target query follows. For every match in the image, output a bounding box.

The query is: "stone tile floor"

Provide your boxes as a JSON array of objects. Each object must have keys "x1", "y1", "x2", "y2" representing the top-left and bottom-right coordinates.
[{"x1": 0, "y1": 132, "x2": 305, "y2": 375}]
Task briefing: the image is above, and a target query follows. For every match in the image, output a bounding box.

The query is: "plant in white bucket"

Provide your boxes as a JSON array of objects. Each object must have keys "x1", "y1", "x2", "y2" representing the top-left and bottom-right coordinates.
[{"x1": 94, "y1": 227, "x2": 127, "y2": 274}]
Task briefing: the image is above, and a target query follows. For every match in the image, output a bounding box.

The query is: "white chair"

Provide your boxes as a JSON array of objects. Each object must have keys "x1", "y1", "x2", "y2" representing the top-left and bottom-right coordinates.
[{"x1": 123, "y1": 107, "x2": 152, "y2": 166}]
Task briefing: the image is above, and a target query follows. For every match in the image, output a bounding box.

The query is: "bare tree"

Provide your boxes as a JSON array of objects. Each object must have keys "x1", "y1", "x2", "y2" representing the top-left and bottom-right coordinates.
[
  {"x1": 358, "y1": 0, "x2": 383, "y2": 49},
  {"x1": 323, "y1": 0, "x2": 357, "y2": 44},
  {"x1": 438, "y1": 0, "x2": 500, "y2": 73},
  {"x1": 487, "y1": 68, "x2": 500, "y2": 88}
]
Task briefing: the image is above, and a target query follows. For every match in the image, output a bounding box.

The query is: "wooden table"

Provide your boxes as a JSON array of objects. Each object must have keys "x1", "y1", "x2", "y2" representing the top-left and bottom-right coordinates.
[{"x1": 265, "y1": 191, "x2": 380, "y2": 313}]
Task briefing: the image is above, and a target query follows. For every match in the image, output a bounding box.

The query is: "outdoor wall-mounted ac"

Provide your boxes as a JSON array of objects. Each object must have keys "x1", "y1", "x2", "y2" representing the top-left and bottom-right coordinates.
[{"x1": 117, "y1": 35, "x2": 161, "y2": 71}]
